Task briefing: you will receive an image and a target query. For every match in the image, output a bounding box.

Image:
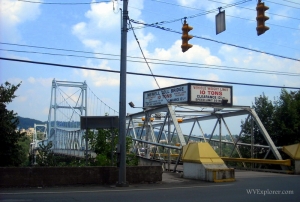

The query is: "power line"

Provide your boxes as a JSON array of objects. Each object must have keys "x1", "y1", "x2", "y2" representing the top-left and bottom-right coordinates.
[
  {"x1": 129, "y1": 19, "x2": 300, "y2": 62},
  {"x1": 209, "y1": 0, "x2": 300, "y2": 21},
  {"x1": 128, "y1": 18, "x2": 161, "y2": 89},
  {"x1": 17, "y1": 0, "x2": 111, "y2": 5},
  {"x1": 265, "y1": 0, "x2": 300, "y2": 9},
  {"x1": 284, "y1": 0, "x2": 300, "y2": 5},
  {"x1": 1, "y1": 56, "x2": 300, "y2": 90},
  {"x1": 148, "y1": 0, "x2": 205, "y2": 11},
  {"x1": 132, "y1": 0, "x2": 251, "y2": 27},
  {"x1": 1, "y1": 48, "x2": 299, "y2": 76},
  {"x1": 225, "y1": 15, "x2": 300, "y2": 31}
]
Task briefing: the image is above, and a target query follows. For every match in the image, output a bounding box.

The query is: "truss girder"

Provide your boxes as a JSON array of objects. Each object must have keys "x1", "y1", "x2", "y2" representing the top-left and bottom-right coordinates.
[
  {"x1": 126, "y1": 103, "x2": 285, "y2": 171},
  {"x1": 248, "y1": 108, "x2": 283, "y2": 160}
]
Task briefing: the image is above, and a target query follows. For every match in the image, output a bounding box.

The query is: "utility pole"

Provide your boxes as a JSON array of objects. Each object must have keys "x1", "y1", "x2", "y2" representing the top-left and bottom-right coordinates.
[{"x1": 117, "y1": 0, "x2": 129, "y2": 187}]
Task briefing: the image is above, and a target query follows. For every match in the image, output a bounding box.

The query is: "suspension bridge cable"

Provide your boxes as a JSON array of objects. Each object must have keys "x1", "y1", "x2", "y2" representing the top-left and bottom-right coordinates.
[
  {"x1": 87, "y1": 86, "x2": 118, "y2": 114},
  {"x1": 1, "y1": 57, "x2": 300, "y2": 90}
]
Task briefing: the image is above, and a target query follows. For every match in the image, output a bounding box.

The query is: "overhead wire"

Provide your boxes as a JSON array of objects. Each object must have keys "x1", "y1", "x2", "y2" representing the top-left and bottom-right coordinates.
[
  {"x1": 1, "y1": 56, "x2": 300, "y2": 90},
  {"x1": 17, "y1": 0, "x2": 111, "y2": 5},
  {"x1": 148, "y1": 0, "x2": 204, "y2": 10},
  {"x1": 284, "y1": 0, "x2": 300, "y2": 5},
  {"x1": 264, "y1": 0, "x2": 300, "y2": 9},
  {"x1": 127, "y1": 0, "x2": 252, "y2": 27},
  {"x1": 2, "y1": 0, "x2": 299, "y2": 63},
  {"x1": 209, "y1": 0, "x2": 300, "y2": 21},
  {"x1": 129, "y1": 19, "x2": 300, "y2": 62},
  {"x1": 1, "y1": 41, "x2": 299, "y2": 64},
  {"x1": 1, "y1": 47, "x2": 299, "y2": 76},
  {"x1": 225, "y1": 15, "x2": 300, "y2": 31}
]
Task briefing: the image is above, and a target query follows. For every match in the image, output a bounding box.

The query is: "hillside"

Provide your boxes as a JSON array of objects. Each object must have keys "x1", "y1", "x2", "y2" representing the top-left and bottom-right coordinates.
[{"x1": 17, "y1": 116, "x2": 46, "y2": 129}]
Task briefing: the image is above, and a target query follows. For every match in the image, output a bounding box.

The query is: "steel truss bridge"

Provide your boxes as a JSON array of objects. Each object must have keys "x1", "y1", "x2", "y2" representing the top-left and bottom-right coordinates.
[
  {"x1": 126, "y1": 104, "x2": 288, "y2": 171},
  {"x1": 32, "y1": 80, "x2": 287, "y2": 171}
]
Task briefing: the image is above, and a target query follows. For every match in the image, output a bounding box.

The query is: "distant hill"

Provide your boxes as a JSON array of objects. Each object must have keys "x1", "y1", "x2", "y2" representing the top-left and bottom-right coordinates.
[{"x1": 17, "y1": 116, "x2": 46, "y2": 129}]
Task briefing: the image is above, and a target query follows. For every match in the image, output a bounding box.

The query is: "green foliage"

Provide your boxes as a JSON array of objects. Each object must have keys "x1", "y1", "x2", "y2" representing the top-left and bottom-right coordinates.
[
  {"x1": 87, "y1": 129, "x2": 138, "y2": 166},
  {"x1": 17, "y1": 116, "x2": 45, "y2": 130},
  {"x1": 240, "y1": 89, "x2": 300, "y2": 161},
  {"x1": 18, "y1": 135, "x2": 32, "y2": 166},
  {"x1": 0, "y1": 81, "x2": 27, "y2": 167},
  {"x1": 36, "y1": 141, "x2": 56, "y2": 166},
  {"x1": 272, "y1": 89, "x2": 300, "y2": 145}
]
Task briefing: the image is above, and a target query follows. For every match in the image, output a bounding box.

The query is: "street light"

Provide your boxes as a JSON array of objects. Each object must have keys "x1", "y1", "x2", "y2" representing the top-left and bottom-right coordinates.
[
  {"x1": 128, "y1": 101, "x2": 144, "y2": 109},
  {"x1": 128, "y1": 101, "x2": 135, "y2": 108}
]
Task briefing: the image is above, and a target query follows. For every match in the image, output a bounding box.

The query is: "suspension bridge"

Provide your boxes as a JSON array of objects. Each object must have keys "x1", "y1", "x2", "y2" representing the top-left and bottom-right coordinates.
[
  {"x1": 32, "y1": 79, "x2": 118, "y2": 158},
  {"x1": 32, "y1": 79, "x2": 293, "y2": 172}
]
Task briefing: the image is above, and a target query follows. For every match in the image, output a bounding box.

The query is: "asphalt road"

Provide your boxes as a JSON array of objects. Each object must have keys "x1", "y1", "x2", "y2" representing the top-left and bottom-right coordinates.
[{"x1": 1, "y1": 170, "x2": 299, "y2": 202}]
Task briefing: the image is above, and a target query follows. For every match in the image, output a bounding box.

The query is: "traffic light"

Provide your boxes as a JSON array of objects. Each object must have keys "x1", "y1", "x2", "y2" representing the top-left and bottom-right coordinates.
[
  {"x1": 256, "y1": 1, "x2": 269, "y2": 36},
  {"x1": 181, "y1": 20, "x2": 193, "y2": 52}
]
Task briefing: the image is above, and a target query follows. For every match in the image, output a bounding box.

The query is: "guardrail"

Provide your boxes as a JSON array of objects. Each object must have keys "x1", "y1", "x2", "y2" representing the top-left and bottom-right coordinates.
[{"x1": 221, "y1": 157, "x2": 291, "y2": 166}]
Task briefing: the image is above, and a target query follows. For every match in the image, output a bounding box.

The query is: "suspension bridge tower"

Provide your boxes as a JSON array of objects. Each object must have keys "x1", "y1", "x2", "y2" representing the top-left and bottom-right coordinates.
[{"x1": 47, "y1": 79, "x2": 87, "y2": 149}]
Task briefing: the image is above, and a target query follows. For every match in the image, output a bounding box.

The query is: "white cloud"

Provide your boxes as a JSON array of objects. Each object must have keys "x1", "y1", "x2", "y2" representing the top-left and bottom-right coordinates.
[
  {"x1": 72, "y1": 0, "x2": 147, "y2": 53},
  {"x1": 28, "y1": 77, "x2": 35, "y2": 84},
  {"x1": 27, "y1": 77, "x2": 52, "y2": 87},
  {"x1": 218, "y1": 44, "x2": 300, "y2": 88},
  {"x1": 0, "y1": 0, "x2": 41, "y2": 41},
  {"x1": 151, "y1": 78, "x2": 184, "y2": 89},
  {"x1": 72, "y1": 1, "x2": 121, "y2": 49},
  {"x1": 77, "y1": 60, "x2": 120, "y2": 87},
  {"x1": 15, "y1": 95, "x2": 27, "y2": 102},
  {"x1": 152, "y1": 40, "x2": 221, "y2": 65}
]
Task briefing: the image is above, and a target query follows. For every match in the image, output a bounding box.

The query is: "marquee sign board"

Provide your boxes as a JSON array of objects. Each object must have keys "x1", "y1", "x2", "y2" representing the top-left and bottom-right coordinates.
[{"x1": 143, "y1": 83, "x2": 233, "y2": 107}]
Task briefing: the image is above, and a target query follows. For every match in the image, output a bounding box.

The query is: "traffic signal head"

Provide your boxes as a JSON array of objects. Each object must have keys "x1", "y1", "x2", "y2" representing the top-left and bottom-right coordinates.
[
  {"x1": 181, "y1": 21, "x2": 193, "y2": 52},
  {"x1": 256, "y1": 1, "x2": 269, "y2": 36}
]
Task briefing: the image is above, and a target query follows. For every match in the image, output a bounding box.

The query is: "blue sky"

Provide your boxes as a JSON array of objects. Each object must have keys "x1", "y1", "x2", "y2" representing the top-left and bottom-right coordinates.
[{"x1": 1, "y1": 0, "x2": 299, "y2": 131}]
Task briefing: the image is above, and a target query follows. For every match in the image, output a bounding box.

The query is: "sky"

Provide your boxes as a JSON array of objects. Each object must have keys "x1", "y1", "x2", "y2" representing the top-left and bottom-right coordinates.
[{"x1": 0, "y1": 0, "x2": 299, "y2": 134}]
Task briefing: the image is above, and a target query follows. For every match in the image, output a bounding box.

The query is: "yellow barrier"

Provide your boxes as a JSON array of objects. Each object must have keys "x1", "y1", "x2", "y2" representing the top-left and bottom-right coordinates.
[{"x1": 221, "y1": 157, "x2": 291, "y2": 166}]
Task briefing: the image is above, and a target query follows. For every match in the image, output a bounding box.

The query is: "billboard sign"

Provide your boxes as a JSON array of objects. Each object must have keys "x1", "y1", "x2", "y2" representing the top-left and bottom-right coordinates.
[
  {"x1": 190, "y1": 84, "x2": 232, "y2": 105},
  {"x1": 143, "y1": 84, "x2": 188, "y2": 107},
  {"x1": 143, "y1": 83, "x2": 233, "y2": 107}
]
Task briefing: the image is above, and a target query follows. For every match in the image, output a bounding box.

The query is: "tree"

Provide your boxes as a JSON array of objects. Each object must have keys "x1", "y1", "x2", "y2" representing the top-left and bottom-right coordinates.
[
  {"x1": 240, "y1": 93, "x2": 275, "y2": 158},
  {"x1": 240, "y1": 90, "x2": 300, "y2": 161},
  {"x1": 87, "y1": 128, "x2": 138, "y2": 166},
  {"x1": 18, "y1": 135, "x2": 32, "y2": 166},
  {"x1": 36, "y1": 141, "x2": 56, "y2": 166},
  {"x1": 0, "y1": 82, "x2": 26, "y2": 166},
  {"x1": 272, "y1": 89, "x2": 300, "y2": 146}
]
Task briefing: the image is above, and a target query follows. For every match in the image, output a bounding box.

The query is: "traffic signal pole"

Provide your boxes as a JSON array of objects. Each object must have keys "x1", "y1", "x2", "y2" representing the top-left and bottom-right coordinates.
[{"x1": 117, "y1": 0, "x2": 129, "y2": 187}]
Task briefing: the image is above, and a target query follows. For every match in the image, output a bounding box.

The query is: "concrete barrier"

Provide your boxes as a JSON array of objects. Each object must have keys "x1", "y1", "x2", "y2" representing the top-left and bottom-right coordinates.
[
  {"x1": 0, "y1": 166, "x2": 162, "y2": 188},
  {"x1": 182, "y1": 142, "x2": 235, "y2": 182}
]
